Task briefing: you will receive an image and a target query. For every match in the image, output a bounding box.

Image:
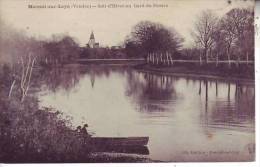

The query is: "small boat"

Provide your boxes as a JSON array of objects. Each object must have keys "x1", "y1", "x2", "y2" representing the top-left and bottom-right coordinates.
[
  {"x1": 93, "y1": 145, "x2": 149, "y2": 155},
  {"x1": 90, "y1": 137, "x2": 149, "y2": 146}
]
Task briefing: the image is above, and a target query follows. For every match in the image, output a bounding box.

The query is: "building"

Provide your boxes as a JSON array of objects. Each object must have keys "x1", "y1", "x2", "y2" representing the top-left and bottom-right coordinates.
[
  {"x1": 87, "y1": 31, "x2": 99, "y2": 48},
  {"x1": 111, "y1": 46, "x2": 123, "y2": 50}
]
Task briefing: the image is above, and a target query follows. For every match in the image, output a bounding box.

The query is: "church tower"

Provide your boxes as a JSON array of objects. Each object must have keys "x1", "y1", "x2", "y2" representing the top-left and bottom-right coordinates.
[{"x1": 88, "y1": 31, "x2": 95, "y2": 48}]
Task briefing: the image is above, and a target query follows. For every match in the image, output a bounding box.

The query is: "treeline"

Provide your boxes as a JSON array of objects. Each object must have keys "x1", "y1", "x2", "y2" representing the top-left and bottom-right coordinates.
[
  {"x1": 191, "y1": 8, "x2": 254, "y2": 63},
  {"x1": 39, "y1": 35, "x2": 80, "y2": 66},
  {"x1": 79, "y1": 47, "x2": 127, "y2": 59},
  {"x1": 123, "y1": 8, "x2": 254, "y2": 63},
  {"x1": 0, "y1": 21, "x2": 80, "y2": 101},
  {"x1": 0, "y1": 23, "x2": 80, "y2": 68},
  {"x1": 124, "y1": 21, "x2": 183, "y2": 58}
]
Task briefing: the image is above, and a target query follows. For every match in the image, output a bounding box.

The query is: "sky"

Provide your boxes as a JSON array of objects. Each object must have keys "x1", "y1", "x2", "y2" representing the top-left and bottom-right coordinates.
[{"x1": 0, "y1": 0, "x2": 254, "y2": 47}]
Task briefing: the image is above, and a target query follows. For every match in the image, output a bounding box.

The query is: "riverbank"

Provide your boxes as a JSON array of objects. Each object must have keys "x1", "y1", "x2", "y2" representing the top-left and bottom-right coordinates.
[
  {"x1": 71, "y1": 60, "x2": 254, "y2": 83},
  {"x1": 0, "y1": 67, "x2": 151, "y2": 163},
  {"x1": 0, "y1": 96, "x2": 151, "y2": 163},
  {"x1": 135, "y1": 63, "x2": 255, "y2": 84},
  {"x1": 76, "y1": 58, "x2": 145, "y2": 66}
]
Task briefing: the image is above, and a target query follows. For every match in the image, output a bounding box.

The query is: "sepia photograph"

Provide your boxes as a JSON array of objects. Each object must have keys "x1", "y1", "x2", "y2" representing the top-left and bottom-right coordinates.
[{"x1": 0, "y1": 0, "x2": 257, "y2": 164}]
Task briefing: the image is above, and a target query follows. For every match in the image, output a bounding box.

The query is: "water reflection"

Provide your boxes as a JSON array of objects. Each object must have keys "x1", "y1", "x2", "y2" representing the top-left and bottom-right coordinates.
[
  {"x1": 38, "y1": 66, "x2": 255, "y2": 161},
  {"x1": 125, "y1": 72, "x2": 177, "y2": 112},
  {"x1": 37, "y1": 67, "x2": 82, "y2": 93}
]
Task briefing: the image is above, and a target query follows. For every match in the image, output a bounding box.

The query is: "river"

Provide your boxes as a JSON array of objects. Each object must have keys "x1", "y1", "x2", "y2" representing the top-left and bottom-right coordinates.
[{"x1": 37, "y1": 65, "x2": 255, "y2": 162}]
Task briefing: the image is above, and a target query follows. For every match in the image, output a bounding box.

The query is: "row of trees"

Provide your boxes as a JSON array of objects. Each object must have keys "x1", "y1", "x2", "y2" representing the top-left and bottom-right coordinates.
[
  {"x1": 124, "y1": 8, "x2": 254, "y2": 64},
  {"x1": 192, "y1": 8, "x2": 254, "y2": 63},
  {"x1": 79, "y1": 47, "x2": 127, "y2": 59},
  {"x1": 0, "y1": 20, "x2": 80, "y2": 101},
  {"x1": 0, "y1": 21, "x2": 80, "y2": 68},
  {"x1": 124, "y1": 21, "x2": 184, "y2": 58},
  {"x1": 40, "y1": 35, "x2": 80, "y2": 66}
]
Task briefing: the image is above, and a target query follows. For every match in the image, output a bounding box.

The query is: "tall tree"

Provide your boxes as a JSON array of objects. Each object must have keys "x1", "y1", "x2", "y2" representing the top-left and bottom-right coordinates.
[
  {"x1": 125, "y1": 21, "x2": 183, "y2": 57},
  {"x1": 212, "y1": 19, "x2": 235, "y2": 65},
  {"x1": 192, "y1": 10, "x2": 218, "y2": 63},
  {"x1": 225, "y1": 8, "x2": 254, "y2": 61}
]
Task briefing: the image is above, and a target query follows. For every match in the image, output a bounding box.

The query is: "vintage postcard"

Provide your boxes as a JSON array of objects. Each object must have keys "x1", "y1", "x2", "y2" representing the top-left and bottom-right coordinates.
[{"x1": 0, "y1": 0, "x2": 256, "y2": 164}]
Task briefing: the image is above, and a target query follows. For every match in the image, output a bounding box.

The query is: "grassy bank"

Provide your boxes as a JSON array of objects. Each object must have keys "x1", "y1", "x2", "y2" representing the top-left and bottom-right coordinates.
[
  {"x1": 0, "y1": 66, "x2": 151, "y2": 163},
  {"x1": 0, "y1": 97, "x2": 151, "y2": 163},
  {"x1": 135, "y1": 63, "x2": 254, "y2": 82},
  {"x1": 0, "y1": 96, "x2": 92, "y2": 162}
]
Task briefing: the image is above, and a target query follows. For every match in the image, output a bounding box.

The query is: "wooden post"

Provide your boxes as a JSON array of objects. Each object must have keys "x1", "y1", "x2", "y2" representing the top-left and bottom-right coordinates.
[
  {"x1": 215, "y1": 81, "x2": 218, "y2": 97},
  {"x1": 146, "y1": 53, "x2": 149, "y2": 64},
  {"x1": 199, "y1": 53, "x2": 202, "y2": 66},
  {"x1": 216, "y1": 53, "x2": 218, "y2": 67},
  {"x1": 228, "y1": 52, "x2": 231, "y2": 68},
  {"x1": 228, "y1": 82, "x2": 230, "y2": 100},
  {"x1": 151, "y1": 53, "x2": 154, "y2": 64},
  {"x1": 166, "y1": 52, "x2": 170, "y2": 65},
  {"x1": 153, "y1": 53, "x2": 155, "y2": 65},
  {"x1": 205, "y1": 80, "x2": 208, "y2": 102},
  {"x1": 149, "y1": 53, "x2": 151, "y2": 64},
  {"x1": 164, "y1": 53, "x2": 166, "y2": 65},
  {"x1": 160, "y1": 53, "x2": 163, "y2": 65},
  {"x1": 236, "y1": 56, "x2": 240, "y2": 68},
  {"x1": 246, "y1": 52, "x2": 249, "y2": 66},
  {"x1": 156, "y1": 53, "x2": 159, "y2": 65},
  {"x1": 163, "y1": 53, "x2": 165, "y2": 65},
  {"x1": 199, "y1": 80, "x2": 201, "y2": 95},
  {"x1": 170, "y1": 53, "x2": 173, "y2": 65}
]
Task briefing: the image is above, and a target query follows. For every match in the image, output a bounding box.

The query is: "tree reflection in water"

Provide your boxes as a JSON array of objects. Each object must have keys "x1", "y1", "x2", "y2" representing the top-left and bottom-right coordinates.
[
  {"x1": 37, "y1": 66, "x2": 254, "y2": 161},
  {"x1": 199, "y1": 79, "x2": 254, "y2": 132},
  {"x1": 38, "y1": 66, "x2": 254, "y2": 134},
  {"x1": 38, "y1": 67, "x2": 82, "y2": 93},
  {"x1": 125, "y1": 71, "x2": 178, "y2": 113},
  {"x1": 125, "y1": 71, "x2": 254, "y2": 132}
]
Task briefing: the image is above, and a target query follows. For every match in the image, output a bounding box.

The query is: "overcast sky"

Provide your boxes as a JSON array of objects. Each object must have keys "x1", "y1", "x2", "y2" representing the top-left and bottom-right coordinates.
[{"x1": 0, "y1": 0, "x2": 254, "y2": 47}]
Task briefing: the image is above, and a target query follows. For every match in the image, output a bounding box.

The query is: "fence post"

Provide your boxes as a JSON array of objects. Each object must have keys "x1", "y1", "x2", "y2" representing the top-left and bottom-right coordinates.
[
  {"x1": 163, "y1": 53, "x2": 165, "y2": 65},
  {"x1": 199, "y1": 53, "x2": 202, "y2": 66},
  {"x1": 164, "y1": 53, "x2": 166, "y2": 65},
  {"x1": 146, "y1": 53, "x2": 149, "y2": 64},
  {"x1": 236, "y1": 56, "x2": 240, "y2": 68},
  {"x1": 246, "y1": 52, "x2": 249, "y2": 66},
  {"x1": 166, "y1": 52, "x2": 170, "y2": 66},
  {"x1": 156, "y1": 53, "x2": 159, "y2": 65},
  {"x1": 170, "y1": 53, "x2": 173, "y2": 65},
  {"x1": 152, "y1": 52, "x2": 154, "y2": 65},
  {"x1": 216, "y1": 53, "x2": 218, "y2": 67},
  {"x1": 228, "y1": 53, "x2": 231, "y2": 68},
  {"x1": 160, "y1": 53, "x2": 163, "y2": 65},
  {"x1": 149, "y1": 53, "x2": 151, "y2": 64}
]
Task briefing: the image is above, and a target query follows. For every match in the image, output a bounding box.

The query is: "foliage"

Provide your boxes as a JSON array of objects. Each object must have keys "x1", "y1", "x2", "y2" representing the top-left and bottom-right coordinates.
[
  {"x1": 191, "y1": 8, "x2": 254, "y2": 62},
  {"x1": 125, "y1": 21, "x2": 183, "y2": 57},
  {"x1": 40, "y1": 35, "x2": 80, "y2": 66},
  {"x1": 191, "y1": 10, "x2": 218, "y2": 62},
  {"x1": 0, "y1": 69, "x2": 92, "y2": 162}
]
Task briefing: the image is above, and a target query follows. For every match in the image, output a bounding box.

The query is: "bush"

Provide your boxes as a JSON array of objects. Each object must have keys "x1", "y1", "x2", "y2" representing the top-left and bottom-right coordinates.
[{"x1": 0, "y1": 95, "x2": 92, "y2": 162}]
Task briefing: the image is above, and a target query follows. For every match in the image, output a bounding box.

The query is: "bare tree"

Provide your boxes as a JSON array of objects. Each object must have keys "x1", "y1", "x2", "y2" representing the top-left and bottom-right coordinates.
[
  {"x1": 212, "y1": 19, "x2": 236, "y2": 67},
  {"x1": 192, "y1": 10, "x2": 218, "y2": 63},
  {"x1": 7, "y1": 49, "x2": 37, "y2": 102},
  {"x1": 224, "y1": 8, "x2": 254, "y2": 61},
  {"x1": 19, "y1": 52, "x2": 37, "y2": 102}
]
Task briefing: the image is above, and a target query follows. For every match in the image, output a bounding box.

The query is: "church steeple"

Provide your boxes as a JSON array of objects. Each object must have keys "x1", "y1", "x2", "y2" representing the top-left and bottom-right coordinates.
[
  {"x1": 88, "y1": 31, "x2": 95, "y2": 48},
  {"x1": 87, "y1": 31, "x2": 99, "y2": 48},
  {"x1": 90, "y1": 31, "x2": 95, "y2": 39}
]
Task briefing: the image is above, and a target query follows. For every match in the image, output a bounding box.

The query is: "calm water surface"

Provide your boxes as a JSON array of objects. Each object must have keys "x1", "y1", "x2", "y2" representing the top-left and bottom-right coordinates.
[{"x1": 38, "y1": 65, "x2": 255, "y2": 162}]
